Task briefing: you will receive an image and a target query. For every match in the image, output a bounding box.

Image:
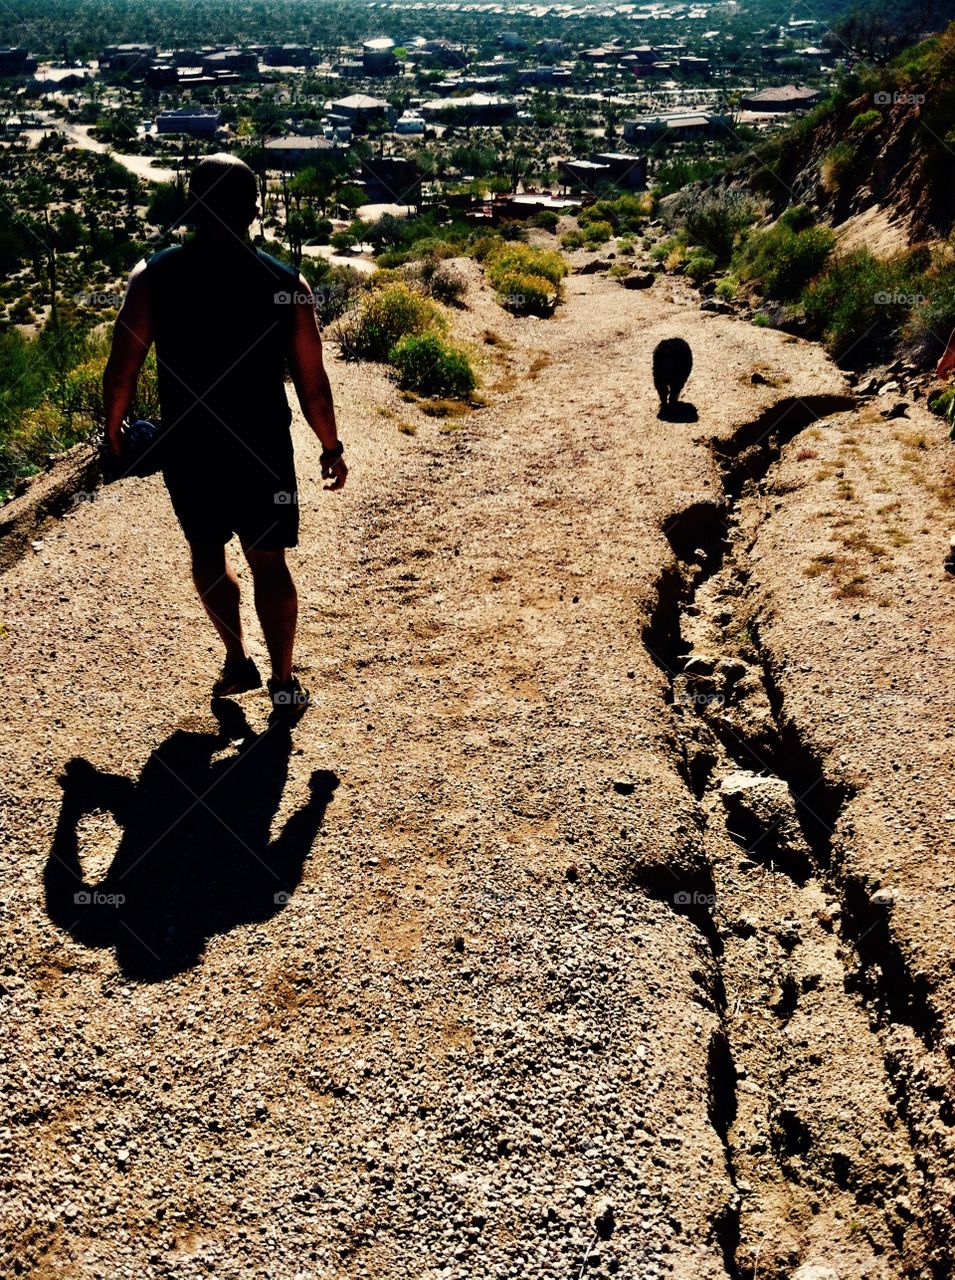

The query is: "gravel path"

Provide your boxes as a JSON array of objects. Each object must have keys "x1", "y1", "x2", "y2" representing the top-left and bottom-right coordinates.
[{"x1": 1, "y1": 259, "x2": 949, "y2": 1279}]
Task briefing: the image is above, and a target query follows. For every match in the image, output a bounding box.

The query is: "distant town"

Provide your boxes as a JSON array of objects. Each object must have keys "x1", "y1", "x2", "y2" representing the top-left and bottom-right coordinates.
[{"x1": 0, "y1": 3, "x2": 839, "y2": 227}]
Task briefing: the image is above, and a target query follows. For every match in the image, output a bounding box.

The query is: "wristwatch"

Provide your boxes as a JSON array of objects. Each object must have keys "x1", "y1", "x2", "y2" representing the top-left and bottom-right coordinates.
[{"x1": 321, "y1": 441, "x2": 344, "y2": 465}]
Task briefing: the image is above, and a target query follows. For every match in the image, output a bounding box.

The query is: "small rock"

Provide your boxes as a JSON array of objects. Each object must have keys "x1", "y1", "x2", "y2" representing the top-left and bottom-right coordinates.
[
  {"x1": 578, "y1": 258, "x2": 610, "y2": 275},
  {"x1": 856, "y1": 376, "x2": 878, "y2": 395},
  {"x1": 700, "y1": 298, "x2": 732, "y2": 314},
  {"x1": 880, "y1": 400, "x2": 909, "y2": 419},
  {"x1": 621, "y1": 271, "x2": 654, "y2": 290},
  {"x1": 878, "y1": 380, "x2": 901, "y2": 395},
  {"x1": 717, "y1": 657, "x2": 748, "y2": 682},
  {"x1": 683, "y1": 654, "x2": 716, "y2": 676}
]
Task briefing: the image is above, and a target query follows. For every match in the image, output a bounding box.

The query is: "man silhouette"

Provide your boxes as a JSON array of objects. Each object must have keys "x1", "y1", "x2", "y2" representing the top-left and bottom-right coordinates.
[{"x1": 103, "y1": 153, "x2": 346, "y2": 722}]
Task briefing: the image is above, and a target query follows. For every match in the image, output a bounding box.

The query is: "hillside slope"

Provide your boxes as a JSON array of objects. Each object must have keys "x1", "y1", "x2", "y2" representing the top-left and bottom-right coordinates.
[{"x1": 741, "y1": 25, "x2": 955, "y2": 243}]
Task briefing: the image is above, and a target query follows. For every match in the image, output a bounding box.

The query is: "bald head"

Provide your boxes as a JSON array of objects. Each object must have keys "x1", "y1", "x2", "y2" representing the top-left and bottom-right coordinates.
[{"x1": 187, "y1": 154, "x2": 258, "y2": 235}]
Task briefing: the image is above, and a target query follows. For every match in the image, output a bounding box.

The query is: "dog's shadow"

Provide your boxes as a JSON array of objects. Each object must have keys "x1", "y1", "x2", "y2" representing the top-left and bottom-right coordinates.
[
  {"x1": 657, "y1": 401, "x2": 699, "y2": 423},
  {"x1": 44, "y1": 700, "x2": 338, "y2": 981}
]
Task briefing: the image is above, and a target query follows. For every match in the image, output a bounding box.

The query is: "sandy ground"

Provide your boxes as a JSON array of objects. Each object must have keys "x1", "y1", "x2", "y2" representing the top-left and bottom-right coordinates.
[{"x1": 1, "y1": 257, "x2": 953, "y2": 1279}]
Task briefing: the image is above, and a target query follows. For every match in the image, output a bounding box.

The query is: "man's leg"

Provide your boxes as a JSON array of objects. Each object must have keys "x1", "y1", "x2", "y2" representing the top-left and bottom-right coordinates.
[
  {"x1": 190, "y1": 541, "x2": 247, "y2": 663},
  {"x1": 243, "y1": 546, "x2": 297, "y2": 682}
]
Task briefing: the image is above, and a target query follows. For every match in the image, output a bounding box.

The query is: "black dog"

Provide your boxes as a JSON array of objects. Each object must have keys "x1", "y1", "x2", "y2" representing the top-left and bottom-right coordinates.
[{"x1": 653, "y1": 338, "x2": 693, "y2": 410}]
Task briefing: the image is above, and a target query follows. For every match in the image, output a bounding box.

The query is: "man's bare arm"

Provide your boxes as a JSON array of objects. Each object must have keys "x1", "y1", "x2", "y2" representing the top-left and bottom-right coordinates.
[
  {"x1": 103, "y1": 260, "x2": 153, "y2": 456},
  {"x1": 937, "y1": 327, "x2": 955, "y2": 380},
  {"x1": 288, "y1": 272, "x2": 346, "y2": 491}
]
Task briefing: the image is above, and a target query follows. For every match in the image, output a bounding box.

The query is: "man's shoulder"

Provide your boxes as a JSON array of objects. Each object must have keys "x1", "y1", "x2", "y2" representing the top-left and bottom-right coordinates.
[
  {"x1": 144, "y1": 243, "x2": 186, "y2": 276},
  {"x1": 253, "y1": 248, "x2": 299, "y2": 283}
]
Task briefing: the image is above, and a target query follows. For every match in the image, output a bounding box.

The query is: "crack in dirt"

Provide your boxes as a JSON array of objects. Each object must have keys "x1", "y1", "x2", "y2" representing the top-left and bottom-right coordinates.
[{"x1": 644, "y1": 395, "x2": 945, "y2": 1279}]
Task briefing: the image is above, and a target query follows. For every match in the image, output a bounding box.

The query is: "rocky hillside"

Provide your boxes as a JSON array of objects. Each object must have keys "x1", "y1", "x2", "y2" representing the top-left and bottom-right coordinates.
[{"x1": 740, "y1": 23, "x2": 955, "y2": 244}]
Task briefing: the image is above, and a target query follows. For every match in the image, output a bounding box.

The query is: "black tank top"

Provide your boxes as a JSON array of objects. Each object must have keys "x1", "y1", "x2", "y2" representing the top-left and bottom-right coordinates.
[{"x1": 146, "y1": 238, "x2": 299, "y2": 472}]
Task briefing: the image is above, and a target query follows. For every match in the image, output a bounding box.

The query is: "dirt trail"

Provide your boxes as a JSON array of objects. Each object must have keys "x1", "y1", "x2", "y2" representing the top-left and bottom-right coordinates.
[{"x1": 1, "y1": 261, "x2": 952, "y2": 1279}]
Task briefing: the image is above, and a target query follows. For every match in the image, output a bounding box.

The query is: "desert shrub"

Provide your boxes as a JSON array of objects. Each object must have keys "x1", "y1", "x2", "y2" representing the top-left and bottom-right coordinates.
[
  {"x1": 928, "y1": 386, "x2": 955, "y2": 437},
  {"x1": 715, "y1": 274, "x2": 739, "y2": 301},
  {"x1": 375, "y1": 248, "x2": 415, "y2": 268},
  {"x1": 820, "y1": 142, "x2": 856, "y2": 195},
  {"x1": 493, "y1": 271, "x2": 558, "y2": 316},
  {"x1": 735, "y1": 214, "x2": 836, "y2": 300},
  {"x1": 470, "y1": 234, "x2": 504, "y2": 262},
  {"x1": 664, "y1": 188, "x2": 756, "y2": 266},
  {"x1": 332, "y1": 283, "x2": 445, "y2": 361},
  {"x1": 608, "y1": 262, "x2": 631, "y2": 279},
  {"x1": 62, "y1": 352, "x2": 160, "y2": 425},
  {"x1": 559, "y1": 228, "x2": 586, "y2": 249},
  {"x1": 388, "y1": 332, "x2": 477, "y2": 399},
  {"x1": 310, "y1": 265, "x2": 364, "y2": 328},
  {"x1": 582, "y1": 219, "x2": 614, "y2": 246},
  {"x1": 652, "y1": 156, "x2": 725, "y2": 197},
  {"x1": 684, "y1": 251, "x2": 717, "y2": 281},
  {"x1": 482, "y1": 241, "x2": 567, "y2": 315},
  {"x1": 850, "y1": 109, "x2": 881, "y2": 131},
  {"x1": 801, "y1": 250, "x2": 916, "y2": 363},
  {"x1": 418, "y1": 255, "x2": 467, "y2": 306},
  {"x1": 484, "y1": 242, "x2": 568, "y2": 289},
  {"x1": 901, "y1": 254, "x2": 955, "y2": 363},
  {"x1": 532, "y1": 209, "x2": 560, "y2": 231},
  {"x1": 579, "y1": 193, "x2": 649, "y2": 232}
]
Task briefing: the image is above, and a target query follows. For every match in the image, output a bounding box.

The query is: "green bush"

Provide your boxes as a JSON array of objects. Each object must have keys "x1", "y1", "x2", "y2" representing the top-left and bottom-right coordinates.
[
  {"x1": 484, "y1": 242, "x2": 567, "y2": 289},
  {"x1": 492, "y1": 271, "x2": 558, "y2": 317},
  {"x1": 664, "y1": 188, "x2": 756, "y2": 266},
  {"x1": 684, "y1": 251, "x2": 718, "y2": 282},
  {"x1": 559, "y1": 229, "x2": 586, "y2": 249},
  {"x1": 715, "y1": 275, "x2": 739, "y2": 301},
  {"x1": 901, "y1": 254, "x2": 955, "y2": 363},
  {"x1": 532, "y1": 209, "x2": 560, "y2": 231},
  {"x1": 579, "y1": 193, "x2": 649, "y2": 232},
  {"x1": 582, "y1": 219, "x2": 614, "y2": 246},
  {"x1": 850, "y1": 109, "x2": 881, "y2": 131},
  {"x1": 820, "y1": 142, "x2": 856, "y2": 194},
  {"x1": 388, "y1": 332, "x2": 477, "y2": 399},
  {"x1": 735, "y1": 215, "x2": 836, "y2": 300},
  {"x1": 332, "y1": 283, "x2": 445, "y2": 361},
  {"x1": 418, "y1": 255, "x2": 467, "y2": 306},
  {"x1": 62, "y1": 352, "x2": 160, "y2": 425},
  {"x1": 801, "y1": 250, "x2": 916, "y2": 362}
]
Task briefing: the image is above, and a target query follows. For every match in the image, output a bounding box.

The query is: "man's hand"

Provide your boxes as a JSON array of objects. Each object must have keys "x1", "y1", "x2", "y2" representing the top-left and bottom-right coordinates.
[
  {"x1": 936, "y1": 327, "x2": 955, "y2": 379},
  {"x1": 321, "y1": 453, "x2": 348, "y2": 491}
]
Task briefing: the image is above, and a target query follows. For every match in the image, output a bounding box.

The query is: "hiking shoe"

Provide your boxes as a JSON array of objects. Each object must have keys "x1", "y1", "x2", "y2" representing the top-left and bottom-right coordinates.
[
  {"x1": 212, "y1": 655, "x2": 262, "y2": 698},
  {"x1": 267, "y1": 675, "x2": 310, "y2": 725}
]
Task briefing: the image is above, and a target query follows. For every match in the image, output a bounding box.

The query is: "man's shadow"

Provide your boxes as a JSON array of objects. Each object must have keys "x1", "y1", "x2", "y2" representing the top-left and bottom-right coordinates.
[
  {"x1": 657, "y1": 401, "x2": 699, "y2": 423},
  {"x1": 44, "y1": 700, "x2": 338, "y2": 981}
]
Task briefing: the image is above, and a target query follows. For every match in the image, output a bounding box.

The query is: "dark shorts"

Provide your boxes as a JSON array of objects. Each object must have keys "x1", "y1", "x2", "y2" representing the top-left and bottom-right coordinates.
[{"x1": 162, "y1": 454, "x2": 300, "y2": 550}]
